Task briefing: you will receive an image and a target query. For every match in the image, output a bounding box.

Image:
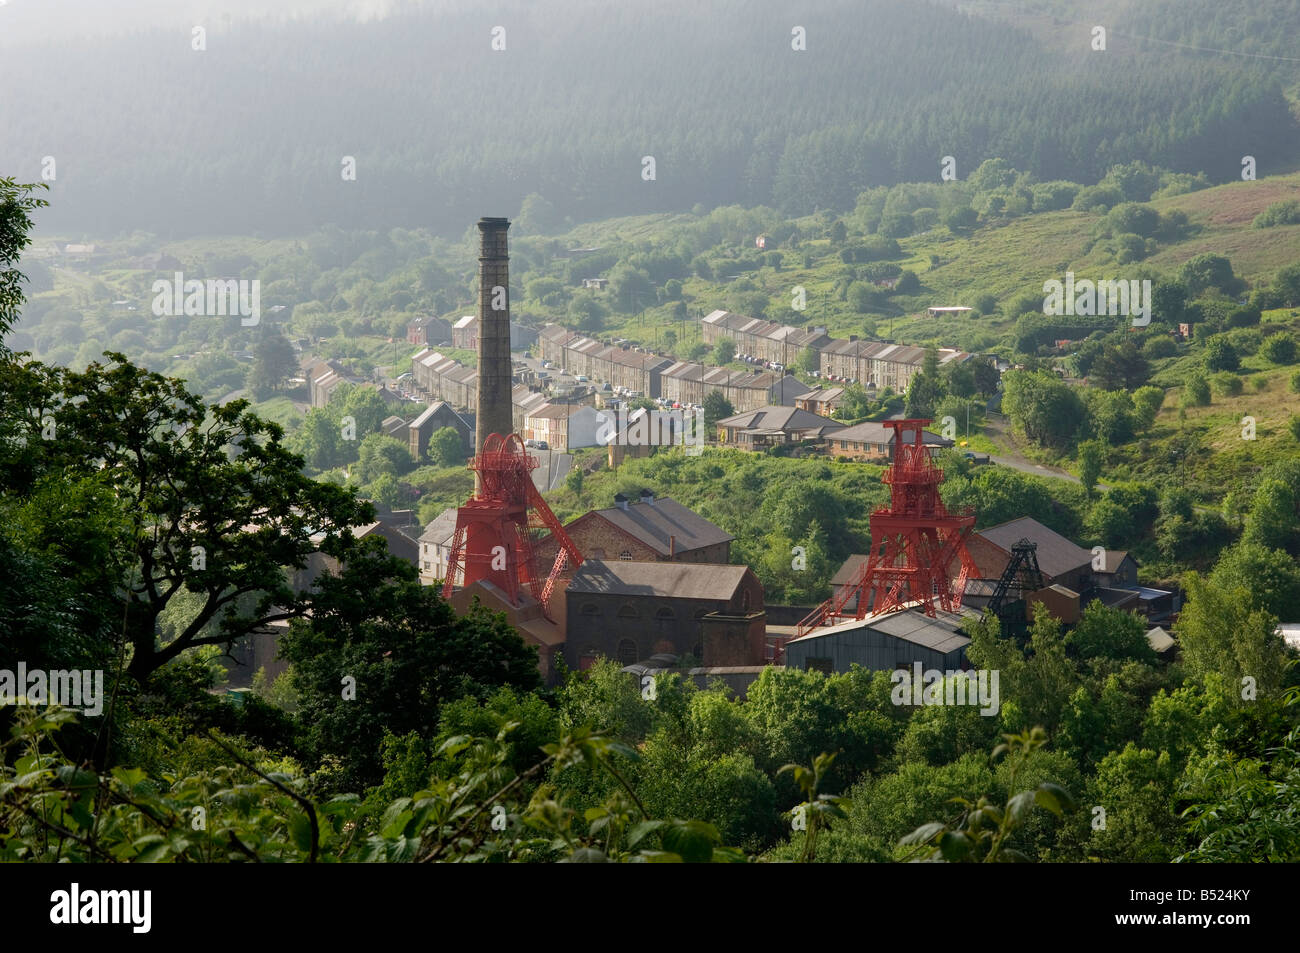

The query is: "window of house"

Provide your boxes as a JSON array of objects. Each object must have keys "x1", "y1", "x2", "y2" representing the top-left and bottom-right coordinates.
[
  {"x1": 619, "y1": 550, "x2": 633, "y2": 560},
  {"x1": 581, "y1": 603, "x2": 600, "y2": 617},
  {"x1": 806, "y1": 657, "x2": 833, "y2": 675},
  {"x1": 617, "y1": 639, "x2": 639, "y2": 666},
  {"x1": 692, "y1": 641, "x2": 703, "y2": 660},
  {"x1": 617, "y1": 604, "x2": 638, "y2": 619},
  {"x1": 741, "y1": 589, "x2": 751, "y2": 611}
]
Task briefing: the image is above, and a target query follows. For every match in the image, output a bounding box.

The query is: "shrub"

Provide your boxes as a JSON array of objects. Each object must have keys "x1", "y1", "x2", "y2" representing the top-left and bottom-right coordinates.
[
  {"x1": 1141, "y1": 336, "x2": 1176, "y2": 359},
  {"x1": 1211, "y1": 372, "x2": 1243, "y2": 397},
  {"x1": 1203, "y1": 336, "x2": 1239, "y2": 372},
  {"x1": 1183, "y1": 374, "x2": 1211, "y2": 407},
  {"x1": 1261, "y1": 332, "x2": 1297, "y2": 365},
  {"x1": 1253, "y1": 199, "x2": 1300, "y2": 229}
]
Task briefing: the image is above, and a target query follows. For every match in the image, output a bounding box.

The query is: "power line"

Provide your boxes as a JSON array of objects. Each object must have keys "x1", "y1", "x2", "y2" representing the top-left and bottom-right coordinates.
[{"x1": 1109, "y1": 29, "x2": 1300, "y2": 63}]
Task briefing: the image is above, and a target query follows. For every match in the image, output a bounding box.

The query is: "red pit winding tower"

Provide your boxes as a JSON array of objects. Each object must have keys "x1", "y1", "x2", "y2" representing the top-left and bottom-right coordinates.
[
  {"x1": 797, "y1": 419, "x2": 976, "y2": 637},
  {"x1": 442, "y1": 433, "x2": 582, "y2": 621}
]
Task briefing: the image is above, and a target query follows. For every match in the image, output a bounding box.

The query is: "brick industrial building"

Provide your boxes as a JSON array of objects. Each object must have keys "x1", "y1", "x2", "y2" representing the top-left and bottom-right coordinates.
[
  {"x1": 534, "y1": 489, "x2": 733, "y2": 567},
  {"x1": 564, "y1": 559, "x2": 765, "y2": 670}
]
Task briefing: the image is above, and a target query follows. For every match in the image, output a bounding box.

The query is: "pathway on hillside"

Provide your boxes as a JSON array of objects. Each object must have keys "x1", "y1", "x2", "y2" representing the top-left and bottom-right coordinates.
[{"x1": 981, "y1": 415, "x2": 1106, "y2": 489}]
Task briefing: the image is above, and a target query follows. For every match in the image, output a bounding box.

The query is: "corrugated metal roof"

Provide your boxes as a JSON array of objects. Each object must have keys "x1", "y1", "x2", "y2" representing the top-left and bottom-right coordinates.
[{"x1": 788, "y1": 605, "x2": 974, "y2": 655}]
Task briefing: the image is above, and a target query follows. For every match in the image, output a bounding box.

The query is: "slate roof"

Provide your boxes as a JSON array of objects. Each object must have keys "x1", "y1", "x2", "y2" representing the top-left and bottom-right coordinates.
[
  {"x1": 567, "y1": 558, "x2": 749, "y2": 600},
  {"x1": 831, "y1": 421, "x2": 951, "y2": 446},
  {"x1": 409, "y1": 401, "x2": 467, "y2": 431},
  {"x1": 419, "y1": 508, "x2": 460, "y2": 546},
  {"x1": 976, "y1": 517, "x2": 1093, "y2": 579},
  {"x1": 716, "y1": 405, "x2": 845, "y2": 435},
  {"x1": 589, "y1": 496, "x2": 733, "y2": 556},
  {"x1": 831, "y1": 554, "x2": 869, "y2": 587}
]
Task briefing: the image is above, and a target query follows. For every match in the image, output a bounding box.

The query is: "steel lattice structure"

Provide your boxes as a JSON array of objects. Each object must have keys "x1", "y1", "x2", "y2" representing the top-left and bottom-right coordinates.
[
  {"x1": 442, "y1": 433, "x2": 583, "y2": 620},
  {"x1": 796, "y1": 419, "x2": 976, "y2": 638}
]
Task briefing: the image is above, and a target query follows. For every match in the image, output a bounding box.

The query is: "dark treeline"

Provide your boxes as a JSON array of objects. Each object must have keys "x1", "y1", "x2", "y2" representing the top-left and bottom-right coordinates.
[{"x1": 3, "y1": 0, "x2": 1298, "y2": 237}]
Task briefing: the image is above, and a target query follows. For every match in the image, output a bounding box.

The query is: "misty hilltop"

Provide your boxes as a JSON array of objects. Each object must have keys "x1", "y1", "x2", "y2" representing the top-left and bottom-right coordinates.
[{"x1": 3, "y1": 0, "x2": 1299, "y2": 237}]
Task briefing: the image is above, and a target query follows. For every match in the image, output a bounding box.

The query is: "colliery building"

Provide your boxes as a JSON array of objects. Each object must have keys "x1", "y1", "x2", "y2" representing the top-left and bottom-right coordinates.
[
  {"x1": 563, "y1": 558, "x2": 765, "y2": 670},
  {"x1": 534, "y1": 489, "x2": 733, "y2": 567},
  {"x1": 782, "y1": 604, "x2": 977, "y2": 675}
]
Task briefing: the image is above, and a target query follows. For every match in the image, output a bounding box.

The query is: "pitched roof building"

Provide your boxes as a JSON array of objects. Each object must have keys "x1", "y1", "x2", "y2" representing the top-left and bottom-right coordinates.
[
  {"x1": 563, "y1": 558, "x2": 764, "y2": 670},
  {"x1": 715, "y1": 405, "x2": 845, "y2": 450},
  {"x1": 827, "y1": 420, "x2": 953, "y2": 461},
  {"x1": 535, "y1": 490, "x2": 733, "y2": 568}
]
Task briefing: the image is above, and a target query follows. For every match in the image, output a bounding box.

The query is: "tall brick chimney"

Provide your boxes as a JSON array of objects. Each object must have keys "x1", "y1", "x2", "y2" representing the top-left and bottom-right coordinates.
[{"x1": 475, "y1": 217, "x2": 514, "y2": 466}]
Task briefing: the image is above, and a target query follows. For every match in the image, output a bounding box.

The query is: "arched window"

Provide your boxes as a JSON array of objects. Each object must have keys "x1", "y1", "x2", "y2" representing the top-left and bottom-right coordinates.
[
  {"x1": 580, "y1": 603, "x2": 600, "y2": 617},
  {"x1": 741, "y1": 588, "x2": 751, "y2": 611},
  {"x1": 617, "y1": 604, "x2": 638, "y2": 619},
  {"x1": 619, "y1": 550, "x2": 633, "y2": 560},
  {"x1": 655, "y1": 606, "x2": 675, "y2": 621},
  {"x1": 692, "y1": 641, "x2": 704, "y2": 660},
  {"x1": 590, "y1": 548, "x2": 606, "y2": 559},
  {"x1": 617, "y1": 639, "x2": 639, "y2": 666}
]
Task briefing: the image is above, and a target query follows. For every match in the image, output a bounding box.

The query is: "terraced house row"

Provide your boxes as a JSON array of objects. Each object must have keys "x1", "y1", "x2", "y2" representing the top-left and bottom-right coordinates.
[
  {"x1": 702, "y1": 310, "x2": 973, "y2": 391},
  {"x1": 539, "y1": 324, "x2": 785, "y2": 412},
  {"x1": 411, "y1": 348, "x2": 478, "y2": 410},
  {"x1": 537, "y1": 326, "x2": 674, "y2": 396}
]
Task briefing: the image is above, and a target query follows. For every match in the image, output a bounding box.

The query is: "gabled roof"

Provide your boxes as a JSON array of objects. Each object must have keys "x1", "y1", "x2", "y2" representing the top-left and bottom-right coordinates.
[
  {"x1": 831, "y1": 554, "x2": 869, "y2": 587},
  {"x1": 453, "y1": 315, "x2": 477, "y2": 329},
  {"x1": 786, "y1": 603, "x2": 976, "y2": 654},
  {"x1": 1097, "y1": 550, "x2": 1134, "y2": 573},
  {"x1": 716, "y1": 405, "x2": 844, "y2": 434},
  {"x1": 977, "y1": 517, "x2": 1093, "y2": 579},
  {"x1": 831, "y1": 421, "x2": 951, "y2": 446},
  {"x1": 587, "y1": 496, "x2": 733, "y2": 555},
  {"x1": 567, "y1": 558, "x2": 749, "y2": 600},
  {"x1": 803, "y1": 386, "x2": 845, "y2": 403},
  {"x1": 410, "y1": 401, "x2": 467, "y2": 431},
  {"x1": 419, "y1": 507, "x2": 461, "y2": 546}
]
